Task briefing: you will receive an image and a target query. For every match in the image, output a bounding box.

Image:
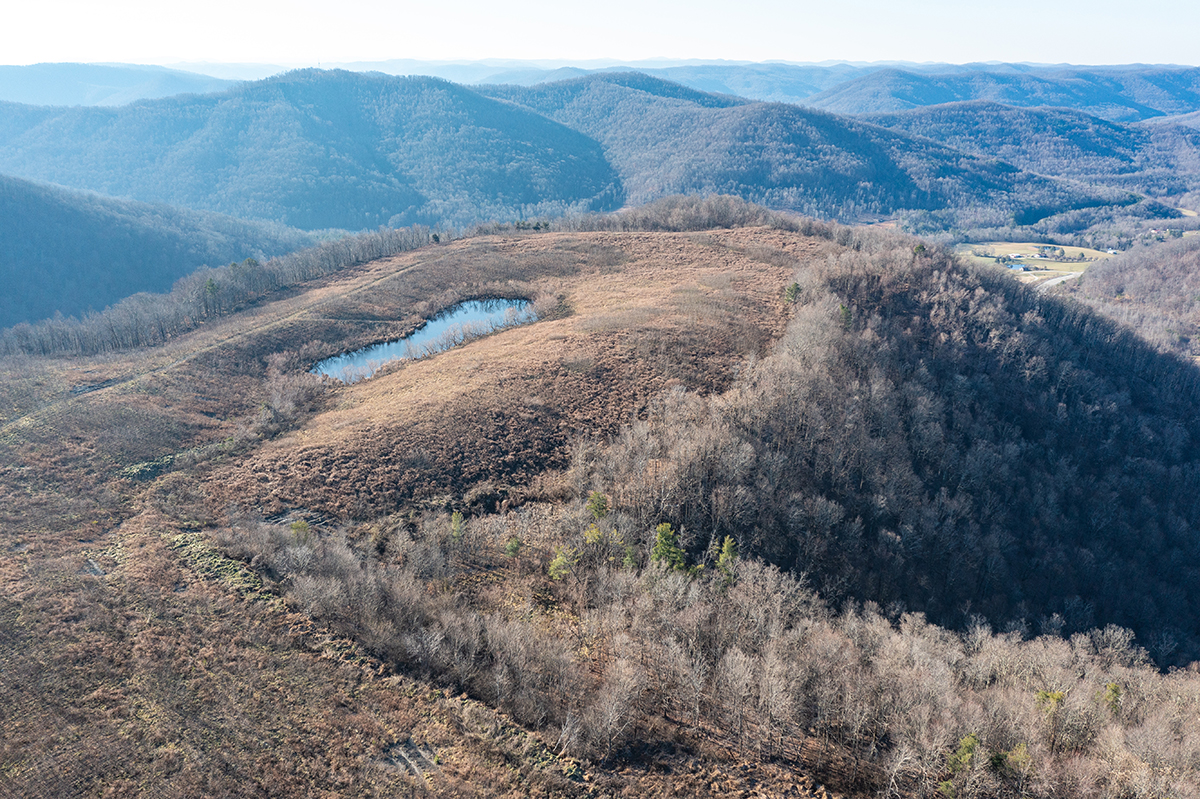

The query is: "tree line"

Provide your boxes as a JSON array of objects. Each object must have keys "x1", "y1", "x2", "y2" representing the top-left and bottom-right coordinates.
[
  {"x1": 0, "y1": 224, "x2": 436, "y2": 356},
  {"x1": 569, "y1": 228, "x2": 1200, "y2": 666},
  {"x1": 210, "y1": 499, "x2": 1200, "y2": 799}
]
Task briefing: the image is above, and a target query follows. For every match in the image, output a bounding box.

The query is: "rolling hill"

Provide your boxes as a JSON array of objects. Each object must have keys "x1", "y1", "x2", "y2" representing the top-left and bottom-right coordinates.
[
  {"x1": 3, "y1": 199, "x2": 1200, "y2": 798},
  {"x1": 480, "y1": 73, "x2": 1116, "y2": 225},
  {"x1": 862, "y1": 101, "x2": 1200, "y2": 194},
  {"x1": 0, "y1": 173, "x2": 314, "y2": 328},
  {"x1": 0, "y1": 69, "x2": 624, "y2": 230},
  {"x1": 806, "y1": 66, "x2": 1200, "y2": 122}
]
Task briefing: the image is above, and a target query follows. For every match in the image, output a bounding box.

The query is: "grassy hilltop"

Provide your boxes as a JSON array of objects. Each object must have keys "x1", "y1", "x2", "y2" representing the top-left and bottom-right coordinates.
[{"x1": 3, "y1": 198, "x2": 1200, "y2": 798}]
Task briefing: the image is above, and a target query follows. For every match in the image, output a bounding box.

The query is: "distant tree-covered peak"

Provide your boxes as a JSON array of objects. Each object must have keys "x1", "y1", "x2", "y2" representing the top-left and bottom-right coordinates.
[
  {"x1": 482, "y1": 71, "x2": 747, "y2": 113},
  {"x1": 0, "y1": 70, "x2": 624, "y2": 230},
  {"x1": 807, "y1": 66, "x2": 1200, "y2": 122},
  {"x1": 861, "y1": 99, "x2": 1200, "y2": 195},
  {"x1": 0, "y1": 62, "x2": 236, "y2": 107}
]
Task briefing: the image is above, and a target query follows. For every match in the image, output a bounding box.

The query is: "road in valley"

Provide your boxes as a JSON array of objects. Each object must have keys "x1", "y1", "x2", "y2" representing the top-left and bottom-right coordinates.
[{"x1": 1036, "y1": 272, "x2": 1083, "y2": 291}]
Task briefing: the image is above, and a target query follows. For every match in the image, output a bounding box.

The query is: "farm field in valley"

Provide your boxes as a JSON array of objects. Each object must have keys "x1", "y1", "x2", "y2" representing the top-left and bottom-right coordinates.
[{"x1": 954, "y1": 241, "x2": 1113, "y2": 284}]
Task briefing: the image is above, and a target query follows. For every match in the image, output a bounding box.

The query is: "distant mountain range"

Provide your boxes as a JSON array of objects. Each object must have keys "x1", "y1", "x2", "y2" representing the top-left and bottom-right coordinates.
[
  {"x1": 0, "y1": 70, "x2": 624, "y2": 230},
  {"x1": 0, "y1": 68, "x2": 1114, "y2": 234},
  {"x1": 339, "y1": 61, "x2": 1200, "y2": 121},
  {"x1": 862, "y1": 101, "x2": 1200, "y2": 195},
  {"x1": 479, "y1": 73, "x2": 1112, "y2": 224},
  {"x1": 804, "y1": 66, "x2": 1200, "y2": 122},
  {"x1": 0, "y1": 174, "x2": 313, "y2": 328},
  {"x1": 0, "y1": 63, "x2": 235, "y2": 106},
  {"x1": 10, "y1": 61, "x2": 1200, "y2": 122}
]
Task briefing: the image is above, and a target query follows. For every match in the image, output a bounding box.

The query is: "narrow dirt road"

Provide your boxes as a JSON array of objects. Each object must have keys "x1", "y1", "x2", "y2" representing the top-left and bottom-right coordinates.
[{"x1": 1037, "y1": 272, "x2": 1082, "y2": 291}]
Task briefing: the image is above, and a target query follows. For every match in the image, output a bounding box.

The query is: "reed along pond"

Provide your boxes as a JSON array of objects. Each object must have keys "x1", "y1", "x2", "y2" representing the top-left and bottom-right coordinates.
[{"x1": 311, "y1": 298, "x2": 536, "y2": 383}]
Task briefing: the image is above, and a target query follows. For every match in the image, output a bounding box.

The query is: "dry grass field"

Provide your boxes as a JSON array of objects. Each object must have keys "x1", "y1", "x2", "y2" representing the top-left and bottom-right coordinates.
[
  {"x1": 213, "y1": 228, "x2": 825, "y2": 518},
  {"x1": 952, "y1": 242, "x2": 1113, "y2": 286},
  {"x1": 0, "y1": 226, "x2": 853, "y2": 798},
  {"x1": 8, "y1": 210, "x2": 1200, "y2": 798}
]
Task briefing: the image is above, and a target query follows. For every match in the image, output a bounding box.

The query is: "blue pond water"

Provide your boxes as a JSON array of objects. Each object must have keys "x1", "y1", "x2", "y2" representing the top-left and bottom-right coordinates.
[{"x1": 311, "y1": 298, "x2": 535, "y2": 383}]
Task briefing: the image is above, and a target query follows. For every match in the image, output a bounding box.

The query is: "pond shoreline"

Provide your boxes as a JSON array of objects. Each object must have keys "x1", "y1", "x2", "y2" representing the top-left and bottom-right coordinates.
[{"x1": 310, "y1": 298, "x2": 535, "y2": 383}]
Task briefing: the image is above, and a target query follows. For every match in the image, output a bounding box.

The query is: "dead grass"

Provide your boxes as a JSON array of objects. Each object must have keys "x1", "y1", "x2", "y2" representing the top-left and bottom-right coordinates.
[
  {"x1": 0, "y1": 226, "x2": 849, "y2": 798},
  {"x1": 209, "y1": 228, "x2": 829, "y2": 519}
]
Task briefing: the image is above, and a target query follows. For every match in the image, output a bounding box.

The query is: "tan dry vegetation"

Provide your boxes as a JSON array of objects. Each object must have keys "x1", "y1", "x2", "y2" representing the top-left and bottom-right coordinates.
[
  {"x1": 0, "y1": 510, "x2": 614, "y2": 798},
  {"x1": 8, "y1": 209, "x2": 1200, "y2": 798},
  {"x1": 212, "y1": 228, "x2": 829, "y2": 518},
  {"x1": 1, "y1": 222, "x2": 848, "y2": 798}
]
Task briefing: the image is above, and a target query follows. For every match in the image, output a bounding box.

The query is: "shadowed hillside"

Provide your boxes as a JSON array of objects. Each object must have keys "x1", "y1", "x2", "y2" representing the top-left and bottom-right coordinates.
[
  {"x1": 0, "y1": 173, "x2": 314, "y2": 328},
  {"x1": 0, "y1": 70, "x2": 624, "y2": 230},
  {"x1": 573, "y1": 225, "x2": 1200, "y2": 667}
]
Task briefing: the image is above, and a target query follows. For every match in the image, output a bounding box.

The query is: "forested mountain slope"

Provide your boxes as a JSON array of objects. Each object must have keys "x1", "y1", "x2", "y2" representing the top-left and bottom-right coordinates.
[
  {"x1": 863, "y1": 101, "x2": 1200, "y2": 195},
  {"x1": 0, "y1": 70, "x2": 623, "y2": 230},
  {"x1": 0, "y1": 62, "x2": 235, "y2": 106},
  {"x1": 1142, "y1": 109, "x2": 1200, "y2": 130},
  {"x1": 480, "y1": 74, "x2": 1111, "y2": 225},
  {"x1": 565, "y1": 212, "x2": 1200, "y2": 666},
  {"x1": 1064, "y1": 233, "x2": 1200, "y2": 357},
  {"x1": 807, "y1": 66, "x2": 1200, "y2": 122},
  {"x1": 0, "y1": 174, "x2": 314, "y2": 328}
]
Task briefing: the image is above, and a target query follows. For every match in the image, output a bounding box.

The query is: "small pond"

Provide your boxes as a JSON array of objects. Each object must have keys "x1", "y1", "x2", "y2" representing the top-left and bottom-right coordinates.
[{"x1": 311, "y1": 298, "x2": 536, "y2": 383}]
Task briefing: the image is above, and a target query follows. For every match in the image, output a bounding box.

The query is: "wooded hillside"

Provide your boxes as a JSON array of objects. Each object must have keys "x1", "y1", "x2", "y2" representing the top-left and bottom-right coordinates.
[
  {"x1": 806, "y1": 66, "x2": 1200, "y2": 122},
  {"x1": 0, "y1": 173, "x2": 314, "y2": 328},
  {"x1": 480, "y1": 74, "x2": 1114, "y2": 226},
  {"x1": 0, "y1": 70, "x2": 624, "y2": 230},
  {"x1": 1065, "y1": 233, "x2": 1200, "y2": 357},
  {"x1": 572, "y1": 221, "x2": 1200, "y2": 668},
  {"x1": 864, "y1": 101, "x2": 1200, "y2": 196}
]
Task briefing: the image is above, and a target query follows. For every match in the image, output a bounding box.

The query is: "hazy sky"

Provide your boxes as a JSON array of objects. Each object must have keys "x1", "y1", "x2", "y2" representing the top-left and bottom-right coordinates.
[{"x1": 4, "y1": 0, "x2": 1198, "y2": 68}]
